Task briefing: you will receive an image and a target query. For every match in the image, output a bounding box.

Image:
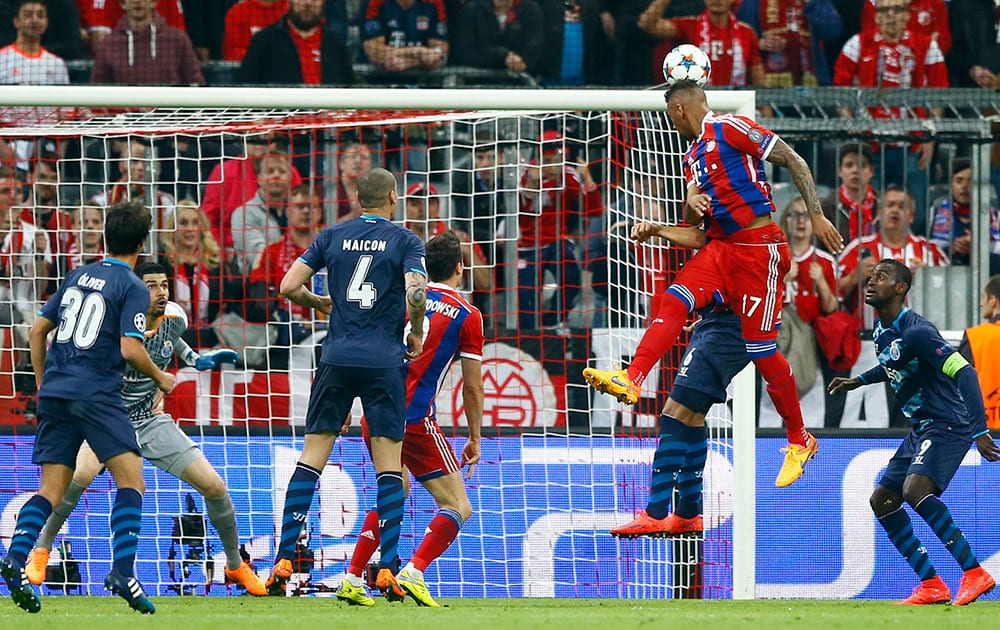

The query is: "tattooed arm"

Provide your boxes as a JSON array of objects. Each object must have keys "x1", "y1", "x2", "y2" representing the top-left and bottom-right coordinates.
[
  {"x1": 404, "y1": 269, "x2": 427, "y2": 360},
  {"x1": 767, "y1": 138, "x2": 844, "y2": 254}
]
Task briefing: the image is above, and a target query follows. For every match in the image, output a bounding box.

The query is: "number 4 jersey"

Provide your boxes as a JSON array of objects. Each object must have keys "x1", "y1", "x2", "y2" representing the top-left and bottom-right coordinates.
[
  {"x1": 299, "y1": 214, "x2": 426, "y2": 368},
  {"x1": 37, "y1": 258, "x2": 150, "y2": 404}
]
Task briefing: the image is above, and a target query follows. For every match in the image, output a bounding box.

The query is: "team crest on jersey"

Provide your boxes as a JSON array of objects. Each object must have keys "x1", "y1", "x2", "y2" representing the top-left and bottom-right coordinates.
[
  {"x1": 748, "y1": 129, "x2": 763, "y2": 143},
  {"x1": 889, "y1": 339, "x2": 901, "y2": 361},
  {"x1": 134, "y1": 313, "x2": 146, "y2": 332},
  {"x1": 416, "y1": 15, "x2": 429, "y2": 30},
  {"x1": 705, "y1": 140, "x2": 716, "y2": 153},
  {"x1": 161, "y1": 340, "x2": 173, "y2": 358}
]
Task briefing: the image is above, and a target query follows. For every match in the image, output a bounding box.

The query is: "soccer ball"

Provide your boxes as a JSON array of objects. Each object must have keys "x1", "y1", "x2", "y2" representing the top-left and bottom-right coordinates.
[{"x1": 662, "y1": 44, "x2": 712, "y2": 87}]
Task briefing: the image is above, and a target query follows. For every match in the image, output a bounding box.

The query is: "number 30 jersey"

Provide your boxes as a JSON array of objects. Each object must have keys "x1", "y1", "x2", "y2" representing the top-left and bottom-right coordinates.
[
  {"x1": 299, "y1": 214, "x2": 426, "y2": 368},
  {"x1": 37, "y1": 258, "x2": 150, "y2": 404}
]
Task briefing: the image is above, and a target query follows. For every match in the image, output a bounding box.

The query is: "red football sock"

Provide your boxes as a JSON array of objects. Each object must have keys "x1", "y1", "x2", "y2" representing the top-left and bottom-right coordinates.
[
  {"x1": 756, "y1": 352, "x2": 809, "y2": 446},
  {"x1": 627, "y1": 294, "x2": 688, "y2": 387},
  {"x1": 411, "y1": 510, "x2": 462, "y2": 572},
  {"x1": 348, "y1": 509, "x2": 380, "y2": 577}
]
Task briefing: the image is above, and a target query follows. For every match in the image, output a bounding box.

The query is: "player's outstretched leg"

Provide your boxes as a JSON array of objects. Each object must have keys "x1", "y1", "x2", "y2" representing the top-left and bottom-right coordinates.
[
  {"x1": 181, "y1": 456, "x2": 267, "y2": 596},
  {"x1": 267, "y1": 461, "x2": 321, "y2": 595},
  {"x1": 756, "y1": 352, "x2": 817, "y2": 487},
  {"x1": 872, "y1": 486, "x2": 950, "y2": 605},
  {"x1": 1, "y1": 494, "x2": 52, "y2": 613},
  {"x1": 582, "y1": 367, "x2": 640, "y2": 405},
  {"x1": 374, "y1": 471, "x2": 406, "y2": 602},
  {"x1": 396, "y1": 507, "x2": 464, "y2": 607},
  {"x1": 337, "y1": 509, "x2": 379, "y2": 606},
  {"x1": 106, "y1": 487, "x2": 155, "y2": 614},
  {"x1": 909, "y1": 490, "x2": 994, "y2": 606}
]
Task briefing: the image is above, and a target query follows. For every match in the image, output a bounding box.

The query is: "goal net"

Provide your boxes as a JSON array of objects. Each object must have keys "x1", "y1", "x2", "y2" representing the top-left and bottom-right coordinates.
[{"x1": 0, "y1": 87, "x2": 754, "y2": 599}]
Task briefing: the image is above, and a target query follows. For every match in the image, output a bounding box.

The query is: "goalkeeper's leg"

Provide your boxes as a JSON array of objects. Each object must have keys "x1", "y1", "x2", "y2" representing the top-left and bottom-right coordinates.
[
  {"x1": 180, "y1": 455, "x2": 267, "y2": 596},
  {"x1": 28, "y1": 445, "x2": 104, "y2": 586}
]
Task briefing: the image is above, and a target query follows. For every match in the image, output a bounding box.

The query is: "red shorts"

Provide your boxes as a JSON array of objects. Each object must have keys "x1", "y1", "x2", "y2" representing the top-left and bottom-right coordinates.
[
  {"x1": 669, "y1": 222, "x2": 790, "y2": 343},
  {"x1": 361, "y1": 416, "x2": 460, "y2": 482}
]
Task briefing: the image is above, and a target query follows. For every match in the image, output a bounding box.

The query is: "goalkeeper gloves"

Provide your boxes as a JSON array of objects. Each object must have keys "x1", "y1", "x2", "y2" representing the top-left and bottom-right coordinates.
[{"x1": 194, "y1": 348, "x2": 240, "y2": 371}]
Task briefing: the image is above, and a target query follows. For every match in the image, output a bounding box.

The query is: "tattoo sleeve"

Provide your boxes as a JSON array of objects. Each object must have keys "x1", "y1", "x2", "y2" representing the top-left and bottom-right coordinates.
[
  {"x1": 405, "y1": 270, "x2": 427, "y2": 334},
  {"x1": 768, "y1": 139, "x2": 822, "y2": 216}
]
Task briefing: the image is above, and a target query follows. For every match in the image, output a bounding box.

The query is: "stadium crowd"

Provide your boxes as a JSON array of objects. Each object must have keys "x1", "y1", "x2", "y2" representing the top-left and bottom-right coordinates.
[{"x1": 0, "y1": 0, "x2": 998, "y2": 430}]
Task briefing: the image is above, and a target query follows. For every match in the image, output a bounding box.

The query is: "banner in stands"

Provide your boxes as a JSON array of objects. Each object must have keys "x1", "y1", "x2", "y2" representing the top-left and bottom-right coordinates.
[{"x1": 0, "y1": 436, "x2": 997, "y2": 600}]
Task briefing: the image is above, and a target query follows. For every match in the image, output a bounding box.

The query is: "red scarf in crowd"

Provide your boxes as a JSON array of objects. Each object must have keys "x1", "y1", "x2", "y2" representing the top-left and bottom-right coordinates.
[
  {"x1": 839, "y1": 184, "x2": 878, "y2": 240},
  {"x1": 759, "y1": 0, "x2": 813, "y2": 83},
  {"x1": 173, "y1": 260, "x2": 210, "y2": 325}
]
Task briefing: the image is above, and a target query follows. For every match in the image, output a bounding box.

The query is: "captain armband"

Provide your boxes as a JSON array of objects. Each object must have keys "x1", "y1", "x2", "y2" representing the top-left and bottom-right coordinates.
[{"x1": 942, "y1": 353, "x2": 970, "y2": 379}]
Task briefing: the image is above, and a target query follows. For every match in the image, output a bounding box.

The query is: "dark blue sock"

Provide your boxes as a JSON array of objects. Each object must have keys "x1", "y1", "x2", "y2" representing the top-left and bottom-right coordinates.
[
  {"x1": 878, "y1": 507, "x2": 936, "y2": 580},
  {"x1": 110, "y1": 488, "x2": 143, "y2": 578},
  {"x1": 6, "y1": 495, "x2": 51, "y2": 565},
  {"x1": 913, "y1": 494, "x2": 979, "y2": 571},
  {"x1": 276, "y1": 462, "x2": 320, "y2": 561},
  {"x1": 646, "y1": 415, "x2": 688, "y2": 520},
  {"x1": 675, "y1": 425, "x2": 707, "y2": 520},
  {"x1": 376, "y1": 471, "x2": 405, "y2": 570}
]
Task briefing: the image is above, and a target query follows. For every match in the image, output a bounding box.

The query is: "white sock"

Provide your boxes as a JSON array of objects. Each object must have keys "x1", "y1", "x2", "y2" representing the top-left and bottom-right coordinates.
[
  {"x1": 403, "y1": 562, "x2": 422, "y2": 578},
  {"x1": 346, "y1": 573, "x2": 364, "y2": 587}
]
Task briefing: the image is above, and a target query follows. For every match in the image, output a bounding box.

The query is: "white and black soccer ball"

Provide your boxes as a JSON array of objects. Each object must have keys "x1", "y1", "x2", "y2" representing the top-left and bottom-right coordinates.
[{"x1": 662, "y1": 44, "x2": 712, "y2": 87}]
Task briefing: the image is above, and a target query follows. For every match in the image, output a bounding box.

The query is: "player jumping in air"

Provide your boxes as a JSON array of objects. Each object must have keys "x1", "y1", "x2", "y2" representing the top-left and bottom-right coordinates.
[
  {"x1": 1, "y1": 202, "x2": 172, "y2": 614},
  {"x1": 584, "y1": 80, "x2": 844, "y2": 487},
  {"x1": 830, "y1": 259, "x2": 1000, "y2": 606},
  {"x1": 610, "y1": 222, "x2": 751, "y2": 537},
  {"x1": 23, "y1": 262, "x2": 267, "y2": 596},
  {"x1": 264, "y1": 168, "x2": 428, "y2": 601}
]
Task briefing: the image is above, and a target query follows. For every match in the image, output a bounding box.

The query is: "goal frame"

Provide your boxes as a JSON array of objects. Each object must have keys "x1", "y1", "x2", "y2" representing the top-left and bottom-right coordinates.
[{"x1": 0, "y1": 85, "x2": 758, "y2": 599}]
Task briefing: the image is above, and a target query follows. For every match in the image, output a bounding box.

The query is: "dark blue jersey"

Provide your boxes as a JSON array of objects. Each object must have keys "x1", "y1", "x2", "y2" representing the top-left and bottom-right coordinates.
[
  {"x1": 299, "y1": 214, "x2": 426, "y2": 368},
  {"x1": 363, "y1": 0, "x2": 447, "y2": 49},
  {"x1": 37, "y1": 258, "x2": 149, "y2": 404},
  {"x1": 867, "y1": 308, "x2": 977, "y2": 430}
]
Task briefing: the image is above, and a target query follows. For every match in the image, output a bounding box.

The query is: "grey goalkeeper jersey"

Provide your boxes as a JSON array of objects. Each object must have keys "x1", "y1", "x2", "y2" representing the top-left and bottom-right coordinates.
[{"x1": 121, "y1": 301, "x2": 191, "y2": 427}]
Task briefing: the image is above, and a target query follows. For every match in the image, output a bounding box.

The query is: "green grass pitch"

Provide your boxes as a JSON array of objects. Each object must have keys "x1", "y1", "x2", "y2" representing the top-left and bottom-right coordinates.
[{"x1": 0, "y1": 596, "x2": 996, "y2": 629}]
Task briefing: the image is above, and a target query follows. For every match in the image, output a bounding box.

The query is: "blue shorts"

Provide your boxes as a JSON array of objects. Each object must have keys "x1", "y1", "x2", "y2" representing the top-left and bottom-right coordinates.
[
  {"x1": 670, "y1": 312, "x2": 749, "y2": 415},
  {"x1": 304, "y1": 362, "x2": 407, "y2": 441},
  {"x1": 880, "y1": 424, "x2": 973, "y2": 495},
  {"x1": 33, "y1": 397, "x2": 141, "y2": 467}
]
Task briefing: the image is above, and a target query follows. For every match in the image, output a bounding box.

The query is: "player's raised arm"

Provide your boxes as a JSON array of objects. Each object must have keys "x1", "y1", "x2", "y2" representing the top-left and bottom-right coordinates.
[
  {"x1": 766, "y1": 138, "x2": 843, "y2": 254},
  {"x1": 280, "y1": 259, "x2": 332, "y2": 316},
  {"x1": 404, "y1": 269, "x2": 427, "y2": 360}
]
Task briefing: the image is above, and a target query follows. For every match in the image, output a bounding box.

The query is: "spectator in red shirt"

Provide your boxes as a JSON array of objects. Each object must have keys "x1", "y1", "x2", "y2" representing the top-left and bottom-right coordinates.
[
  {"x1": 820, "y1": 142, "x2": 880, "y2": 244},
  {"x1": 90, "y1": 0, "x2": 204, "y2": 85},
  {"x1": 238, "y1": 0, "x2": 355, "y2": 85},
  {"x1": 517, "y1": 130, "x2": 601, "y2": 329},
  {"x1": 223, "y1": 0, "x2": 288, "y2": 61},
  {"x1": 19, "y1": 156, "x2": 76, "y2": 279},
  {"x1": 79, "y1": 0, "x2": 186, "y2": 52},
  {"x1": 833, "y1": 0, "x2": 948, "y2": 230},
  {"x1": 202, "y1": 133, "x2": 303, "y2": 251},
  {"x1": 860, "y1": 0, "x2": 951, "y2": 55},
  {"x1": 639, "y1": 0, "x2": 767, "y2": 86}
]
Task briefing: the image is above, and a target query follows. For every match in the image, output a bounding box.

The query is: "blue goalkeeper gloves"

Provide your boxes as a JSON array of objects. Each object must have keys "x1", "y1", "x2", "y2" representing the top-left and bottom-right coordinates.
[{"x1": 195, "y1": 348, "x2": 240, "y2": 371}]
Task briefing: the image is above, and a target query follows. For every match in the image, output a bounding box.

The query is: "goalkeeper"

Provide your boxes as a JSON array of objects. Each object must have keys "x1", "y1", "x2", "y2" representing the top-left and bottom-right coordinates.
[{"x1": 25, "y1": 263, "x2": 266, "y2": 596}]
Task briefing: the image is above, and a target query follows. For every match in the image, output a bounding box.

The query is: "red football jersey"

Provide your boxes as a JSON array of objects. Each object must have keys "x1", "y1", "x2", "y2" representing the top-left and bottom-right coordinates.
[
  {"x1": 786, "y1": 245, "x2": 837, "y2": 324},
  {"x1": 518, "y1": 165, "x2": 602, "y2": 249},
  {"x1": 223, "y1": 0, "x2": 289, "y2": 61},
  {"x1": 80, "y1": 0, "x2": 186, "y2": 32},
  {"x1": 250, "y1": 235, "x2": 309, "y2": 320},
  {"x1": 860, "y1": 0, "x2": 951, "y2": 55},
  {"x1": 671, "y1": 13, "x2": 763, "y2": 86}
]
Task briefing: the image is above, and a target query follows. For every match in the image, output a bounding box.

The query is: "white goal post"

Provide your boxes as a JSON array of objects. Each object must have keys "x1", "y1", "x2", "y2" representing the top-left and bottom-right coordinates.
[{"x1": 0, "y1": 86, "x2": 757, "y2": 600}]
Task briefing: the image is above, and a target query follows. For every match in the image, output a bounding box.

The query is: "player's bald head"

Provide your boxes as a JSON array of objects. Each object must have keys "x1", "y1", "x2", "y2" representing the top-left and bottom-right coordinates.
[
  {"x1": 665, "y1": 80, "x2": 707, "y2": 107},
  {"x1": 356, "y1": 167, "x2": 397, "y2": 210}
]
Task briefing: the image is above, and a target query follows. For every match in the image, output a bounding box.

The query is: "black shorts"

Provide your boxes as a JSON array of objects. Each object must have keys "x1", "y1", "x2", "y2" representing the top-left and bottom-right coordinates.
[
  {"x1": 880, "y1": 424, "x2": 973, "y2": 494},
  {"x1": 33, "y1": 397, "x2": 140, "y2": 467},
  {"x1": 304, "y1": 362, "x2": 407, "y2": 441}
]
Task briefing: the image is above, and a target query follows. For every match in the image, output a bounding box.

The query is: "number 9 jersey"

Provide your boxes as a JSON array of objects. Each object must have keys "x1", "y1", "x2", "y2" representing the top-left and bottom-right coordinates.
[
  {"x1": 37, "y1": 258, "x2": 150, "y2": 404},
  {"x1": 299, "y1": 214, "x2": 427, "y2": 368}
]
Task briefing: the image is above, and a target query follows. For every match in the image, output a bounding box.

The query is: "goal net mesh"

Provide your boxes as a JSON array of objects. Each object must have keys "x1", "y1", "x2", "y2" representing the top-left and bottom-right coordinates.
[{"x1": 0, "y1": 100, "x2": 740, "y2": 599}]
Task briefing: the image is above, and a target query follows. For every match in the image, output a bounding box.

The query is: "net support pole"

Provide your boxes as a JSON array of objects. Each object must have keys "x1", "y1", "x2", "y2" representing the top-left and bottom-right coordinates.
[{"x1": 731, "y1": 363, "x2": 757, "y2": 599}]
